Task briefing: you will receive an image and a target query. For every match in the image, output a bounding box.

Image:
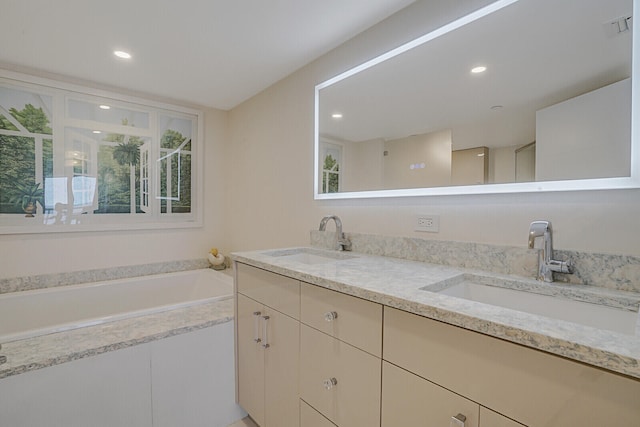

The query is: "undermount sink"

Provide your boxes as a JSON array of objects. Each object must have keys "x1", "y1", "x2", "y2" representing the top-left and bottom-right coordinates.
[
  {"x1": 262, "y1": 248, "x2": 357, "y2": 265},
  {"x1": 422, "y1": 274, "x2": 640, "y2": 335}
]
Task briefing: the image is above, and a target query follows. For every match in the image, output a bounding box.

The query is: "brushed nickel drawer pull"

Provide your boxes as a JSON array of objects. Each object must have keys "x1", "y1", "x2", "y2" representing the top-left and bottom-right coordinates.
[{"x1": 261, "y1": 315, "x2": 270, "y2": 348}]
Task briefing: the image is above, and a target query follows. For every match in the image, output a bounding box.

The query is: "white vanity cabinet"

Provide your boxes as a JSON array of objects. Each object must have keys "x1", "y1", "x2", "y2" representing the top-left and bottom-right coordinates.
[
  {"x1": 383, "y1": 306, "x2": 640, "y2": 426},
  {"x1": 299, "y1": 283, "x2": 383, "y2": 427},
  {"x1": 236, "y1": 264, "x2": 300, "y2": 427}
]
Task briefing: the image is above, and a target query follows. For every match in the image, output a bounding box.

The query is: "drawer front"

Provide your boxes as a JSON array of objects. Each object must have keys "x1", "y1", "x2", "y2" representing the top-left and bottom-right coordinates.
[
  {"x1": 383, "y1": 307, "x2": 640, "y2": 426},
  {"x1": 301, "y1": 282, "x2": 382, "y2": 356},
  {"x1": 480, "y1": 407, "x2": 526, "y2": 427},
  {"x1": 300, "y1": 325, "x2": 381, "y2": 427},
  {"x1": 300, "y1": 400, "x2": 337, "y2": 427},
  {"x1": 382, "y1": 361, "x2": 479, "y2": 427},
  {"x1": 236, "y1": 263, "x2": 300, "y2": 319}
]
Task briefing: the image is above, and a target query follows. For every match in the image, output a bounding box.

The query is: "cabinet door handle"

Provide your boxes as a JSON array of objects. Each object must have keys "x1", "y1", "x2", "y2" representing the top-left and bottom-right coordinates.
[
  {"x1": 253, "y1": 311, "x2": 262, "y2": 343},
  {"x1": 261, "y1": 315, "x2": 270, "y2": 349},
  {"x1": 323, "y1": 377, "x2": 338, "y2": 390},
  {"x1": 324, "y1": 311, "x2": 338, "y2": 322},
  {"x1": 450, "y1": 413, "x2": 466, "y2": 427}
]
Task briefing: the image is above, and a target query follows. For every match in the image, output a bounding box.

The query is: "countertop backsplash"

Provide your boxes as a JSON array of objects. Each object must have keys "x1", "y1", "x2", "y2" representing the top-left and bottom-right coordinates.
[
  {"x1": 310, "y1": 230, "x2": 640, "y2": 293},
  {"x1": 0, "y1": 258, "x2": 210, "y2": 295}
]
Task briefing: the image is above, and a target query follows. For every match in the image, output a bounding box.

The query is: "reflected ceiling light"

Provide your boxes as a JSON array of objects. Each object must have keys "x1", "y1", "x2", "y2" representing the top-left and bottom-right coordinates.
[
  {"x1": 92, "y1": 130, "x2": 102, "y2": 134},
  {"x1": 331, "y1": 113, "x2": 343, "y2": 119},
  {"x1": 113, "y1": 50, "x2": 132, "y2": 59},
  {"x1": 99, "y1": 104, "x2": 111, "y2": 110},
  {"x1": 471, "y1": 65, "x2": 487, "y2": 73},
  {"x1": 477, "y1": 153, "x2": 485, "y2": 157}
]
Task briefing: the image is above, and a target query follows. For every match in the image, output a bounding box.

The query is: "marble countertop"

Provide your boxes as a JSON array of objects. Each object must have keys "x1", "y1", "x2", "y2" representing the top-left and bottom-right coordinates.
[
  {"x1": 0, "y1": 298, "x2": 234, "y2": 379},
  {"x1": 232, "y1": 247, "x2": 640, "y2": 380}
]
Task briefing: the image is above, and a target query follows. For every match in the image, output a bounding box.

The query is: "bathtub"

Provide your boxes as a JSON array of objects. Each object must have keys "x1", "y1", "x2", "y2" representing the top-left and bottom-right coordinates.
[
  {"x1": 0, "y1": 268, "x2": 233, "y2": 342},
  {"x1": 0, "y1": 267, "x2": 246, "y2": 427}
]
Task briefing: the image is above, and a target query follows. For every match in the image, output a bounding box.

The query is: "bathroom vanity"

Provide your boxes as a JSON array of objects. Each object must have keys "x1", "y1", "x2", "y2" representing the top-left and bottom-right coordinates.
[{"x1": 233, "y1": 246, "x2": 640, "y2": 427}]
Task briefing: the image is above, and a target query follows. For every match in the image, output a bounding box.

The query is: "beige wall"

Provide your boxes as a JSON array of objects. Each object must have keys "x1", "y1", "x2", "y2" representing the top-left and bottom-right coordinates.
[
  {"x1": 0, "y1": 108, "x2": 229, "y2": 278},
  {"x1": 227, "y1": 0, "x2": 640, "y2": 257},
  {"x1": 3, "y1": 0, "x2": 639, "y2": 280}
]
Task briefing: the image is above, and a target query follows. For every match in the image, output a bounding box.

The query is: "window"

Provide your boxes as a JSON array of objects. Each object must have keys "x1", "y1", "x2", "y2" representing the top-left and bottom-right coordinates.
[
  {"x1": 0, "y1": 72, "x2": 202, "y2": 233},
  {"x1": 320, "y1": 141, "x2": 342, "y2": 193}
]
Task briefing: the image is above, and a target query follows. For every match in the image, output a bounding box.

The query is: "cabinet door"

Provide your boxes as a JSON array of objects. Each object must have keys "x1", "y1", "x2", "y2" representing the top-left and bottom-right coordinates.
[
  {"x1": 300, "y1": 400, "x2": 337, "y2": 427},
  {"x1": 264, "y1": 307, "x2": 300, "y2": 427},
  {"x1": 237, "y1": 294, "x2": 266, "y2": 426},
  {"x1": 480, "y1": 407, "x2": 526, "y2": 427},
  {"x1": 382, "y1": 361, "x2": 479, "y2": 427},
  {"x1": 300, "y1": 324, "x2": 381, "y2": 427}
]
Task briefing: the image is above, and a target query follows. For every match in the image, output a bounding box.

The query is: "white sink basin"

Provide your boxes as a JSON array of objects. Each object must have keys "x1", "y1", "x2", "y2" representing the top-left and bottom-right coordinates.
[
  {"x1": 262, "y1": 248, "x2": 357, "y2": 265},
  {"x1": 423, "y1": 275, "x2": 640, "y2": 335}
]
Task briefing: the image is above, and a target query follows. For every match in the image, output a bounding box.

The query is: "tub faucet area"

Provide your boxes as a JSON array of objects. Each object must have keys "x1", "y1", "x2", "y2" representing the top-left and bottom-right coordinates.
[
  {"x1": 528, "y1": 220, "x2": 574, "y2": 282},
  {"x1": 319, "y1": 215, "x2": 352, "y2": 251}
]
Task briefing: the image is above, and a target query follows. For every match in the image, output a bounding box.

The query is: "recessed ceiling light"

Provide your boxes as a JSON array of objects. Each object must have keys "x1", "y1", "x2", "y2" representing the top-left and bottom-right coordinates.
[
  {"x1": 477, "y1": 153, "x2": 486, "y2": 157},
  {"x1": 331, "y1": 113, "x2": 343, "y2": 119},
  {"x1": 471, "y1": 66, "x2": 487, "y2": 74},
  {"x1": 99, "y1": 105, "x2": 111, "y2": 110},
  {"x1": 113, "y1": 50, "x2": 132, "y2": 59},
  {"x1": 92, "y1": 130, "x2": 102, "y2": 134}
]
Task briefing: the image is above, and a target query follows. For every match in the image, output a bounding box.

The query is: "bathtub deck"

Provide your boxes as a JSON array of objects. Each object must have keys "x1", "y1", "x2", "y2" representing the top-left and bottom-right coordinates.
[{"x1": 0, "y1": 297, "x2": 234, "y2": 379}]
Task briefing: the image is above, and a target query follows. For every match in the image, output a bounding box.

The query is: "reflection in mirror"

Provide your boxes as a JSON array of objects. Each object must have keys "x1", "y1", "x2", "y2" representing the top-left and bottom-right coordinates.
[{"x1": 315, "y1": 0, "x2": 637, "y2": 198}]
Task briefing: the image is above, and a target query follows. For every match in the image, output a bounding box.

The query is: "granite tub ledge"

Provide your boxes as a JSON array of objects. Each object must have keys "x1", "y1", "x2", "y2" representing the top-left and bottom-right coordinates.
[
  {"x1": 231, "y1": 247, "x2": 640, "y2": 380},
  {"x1": 0, "y1": 298, "x2": 233, "y2": 379}
]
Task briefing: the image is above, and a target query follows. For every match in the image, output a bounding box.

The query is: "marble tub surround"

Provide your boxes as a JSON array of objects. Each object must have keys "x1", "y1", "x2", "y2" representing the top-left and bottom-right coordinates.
[
  {"x1": 231, "y1": 247, "x2": 640, "y2": 379},
  {"x1": 310, "y1": 230, "x2": 640, "y2": 293},
  {"x1": 0, "y1": 298, "x2": 233, "y2": 379},
  {"x1": 0, "y1": 258, "x2": 209, "y2": 295}
]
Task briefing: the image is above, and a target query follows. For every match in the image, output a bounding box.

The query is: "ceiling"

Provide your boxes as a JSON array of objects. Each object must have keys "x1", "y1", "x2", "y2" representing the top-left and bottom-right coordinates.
[
  {"x1": 319, "y1": 0, "x2": 633, "y2": 149},
  {"x1": 0, "y1": 0, "x2": 414, "y2": 110}
]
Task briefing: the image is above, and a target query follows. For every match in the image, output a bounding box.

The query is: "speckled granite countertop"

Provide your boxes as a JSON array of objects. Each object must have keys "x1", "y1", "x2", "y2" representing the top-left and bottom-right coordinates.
[
  {"x1": 0, "y1": 298, "x2": 233, "y2": 379},
  {"x1": 232, "y1": 247, "x2": 640, "y2": 380}
]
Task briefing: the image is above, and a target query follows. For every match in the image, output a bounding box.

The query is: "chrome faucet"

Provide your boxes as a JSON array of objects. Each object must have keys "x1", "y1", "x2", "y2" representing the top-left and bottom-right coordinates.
[
  {"x1": 319, "y1": 215, "x2": 352, "y2": 251},
  {"x1": 528, "y1": 221, "x2": 573, "y2": 282}
]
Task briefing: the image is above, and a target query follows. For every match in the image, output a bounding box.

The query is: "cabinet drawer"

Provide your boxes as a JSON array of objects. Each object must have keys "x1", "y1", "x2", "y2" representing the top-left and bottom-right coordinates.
[
  {"x1": 301, "y1": 282, "x2": 382, "y2": 356},
  {"x1": 300, "y1": 325, "x2": 381, "y2": 427},
  {"x1": 383, "y1": 307, "x2": 640, "y2": 426},
  {"x1": 236, "y1": 263, "x2": 300, "y2": 319},
  {"x1": 480, "y1": 407, "x2": 526, "y2": 427},
  {"x1": 300, "y1": 400, "x2": 337, "y2": 427},
  {"x1": 382, "y1": 361, "x2": 479, "y2": 427}
]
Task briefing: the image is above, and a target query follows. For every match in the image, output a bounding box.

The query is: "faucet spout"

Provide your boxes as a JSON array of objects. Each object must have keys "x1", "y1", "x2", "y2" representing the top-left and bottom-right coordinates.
[
  {"x1": 319, "y1": 215, "x2": 352, "y2": 251},
  {"x1": 528, "y1": 221, "x2": 573, "y2": 282}
]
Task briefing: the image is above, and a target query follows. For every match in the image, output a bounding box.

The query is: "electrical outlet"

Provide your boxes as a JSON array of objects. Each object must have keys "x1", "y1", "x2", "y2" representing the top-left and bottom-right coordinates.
[{"x1": 415, "y1": 214, "x2": 439, "y2": 232}]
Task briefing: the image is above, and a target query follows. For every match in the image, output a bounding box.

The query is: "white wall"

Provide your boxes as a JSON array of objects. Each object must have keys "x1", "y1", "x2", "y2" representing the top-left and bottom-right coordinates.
[
  {"x1": 226, "y1": 0, "x2": 640, "y2": 257},
  {"x1": 342, "y1": 138, "x2": 384, "y2": 192},
  {"x1": 536, "y1": 78, "x2": 631, "y2": 181},
  {"x1": 383, "y1": 130, "x2": 452, "y2": 189},
  {"x1": 0, "y1": 107, "x2": 229, "y2": 279}
]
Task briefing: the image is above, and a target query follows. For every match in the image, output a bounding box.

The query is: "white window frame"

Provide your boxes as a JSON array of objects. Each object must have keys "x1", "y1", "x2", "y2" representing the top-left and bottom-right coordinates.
[{"x1": 0, "y1": 70, "x2": 204, "y2": 234}]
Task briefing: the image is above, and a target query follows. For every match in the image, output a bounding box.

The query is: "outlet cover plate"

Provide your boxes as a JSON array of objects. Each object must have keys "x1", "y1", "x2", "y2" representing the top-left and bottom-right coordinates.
[{"x1": 415, "y1": 214, "x2": 440, "y2": 232}]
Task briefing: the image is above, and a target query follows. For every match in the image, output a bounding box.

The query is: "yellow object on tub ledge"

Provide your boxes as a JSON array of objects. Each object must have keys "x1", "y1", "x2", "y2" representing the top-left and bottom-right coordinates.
[{"x1": 208, "y1": 247, "x2": 226, "y2": 270}]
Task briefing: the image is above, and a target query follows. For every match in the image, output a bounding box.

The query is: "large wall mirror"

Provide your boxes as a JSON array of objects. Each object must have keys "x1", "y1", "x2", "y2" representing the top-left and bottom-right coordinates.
[{"x1": 315, "y1": 0, "x2": 640, "y2": 199}]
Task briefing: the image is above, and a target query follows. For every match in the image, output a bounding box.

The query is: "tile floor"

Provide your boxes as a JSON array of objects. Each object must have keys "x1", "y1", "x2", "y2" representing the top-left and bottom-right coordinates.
[{"x1": 227, "y1": 416, "x2": 258, "y2": 427}]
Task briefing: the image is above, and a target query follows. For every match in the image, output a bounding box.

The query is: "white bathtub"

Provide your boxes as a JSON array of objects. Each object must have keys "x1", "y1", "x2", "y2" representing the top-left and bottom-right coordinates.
[{"x1": 0, "y1": 268, "x2": 233, "y2": 342}]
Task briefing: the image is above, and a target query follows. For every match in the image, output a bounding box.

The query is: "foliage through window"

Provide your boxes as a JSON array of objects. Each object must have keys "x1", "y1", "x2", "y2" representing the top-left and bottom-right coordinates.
[
  {"x1": 0, "y1": 74, "x2": 201, "y2": 233},
  {"x1": 320, "y1": 141, "x2": 342, "y2": 193}
]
